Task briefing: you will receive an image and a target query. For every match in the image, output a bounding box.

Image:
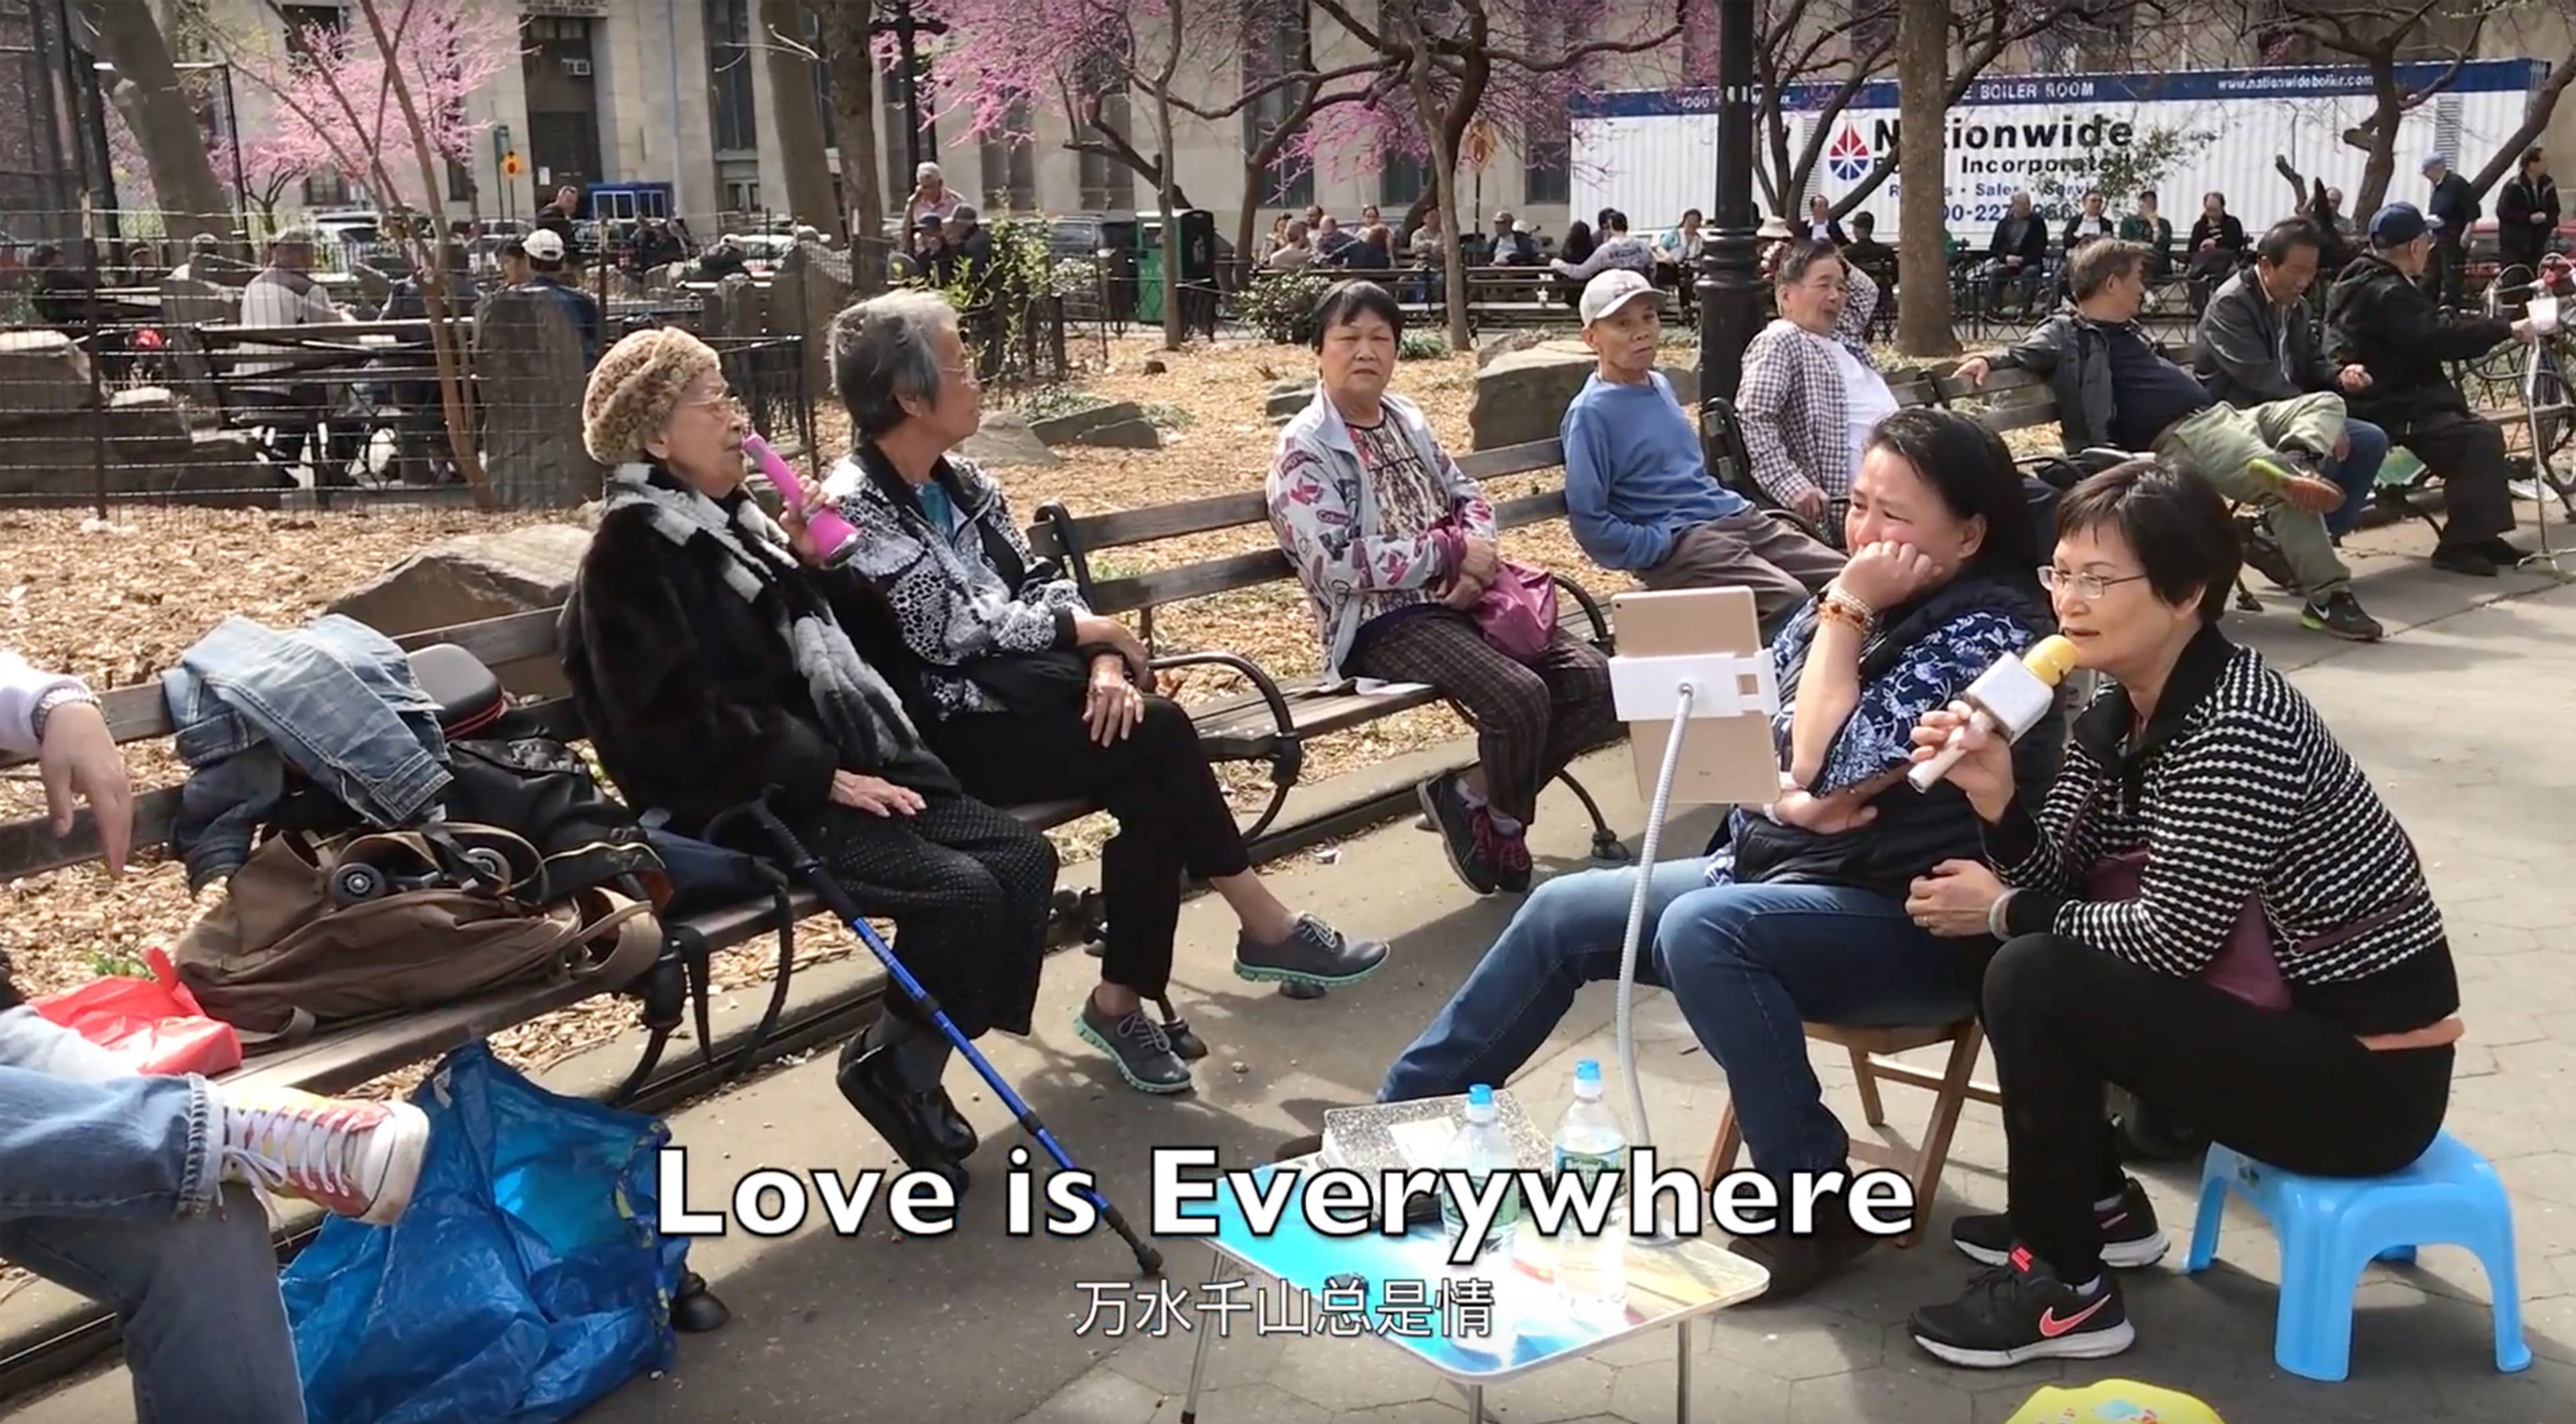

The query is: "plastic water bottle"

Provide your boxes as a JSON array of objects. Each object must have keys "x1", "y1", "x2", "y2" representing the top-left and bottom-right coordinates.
[
  {"x1": 1440, "y1": 1084, "x2": 1522, "y2": 1256},
  {"x1": 1552, "y1": 1060, "x2": 1629, "y2": 1317}
]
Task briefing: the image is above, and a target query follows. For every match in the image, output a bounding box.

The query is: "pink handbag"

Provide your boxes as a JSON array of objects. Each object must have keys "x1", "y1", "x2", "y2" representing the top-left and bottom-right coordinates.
[
  {"x1": 1469, "y1": 560, "x2": 1560, "y2": 663},
  {"x1": 2084, "y1": 850, "x2": 2407, "y2": 1012}
]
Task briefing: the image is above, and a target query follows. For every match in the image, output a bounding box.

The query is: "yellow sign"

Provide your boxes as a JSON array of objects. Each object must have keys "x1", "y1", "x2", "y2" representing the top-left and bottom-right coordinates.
[{"x1": 502, "y1": 152, "x2": 524, "y2": 178}]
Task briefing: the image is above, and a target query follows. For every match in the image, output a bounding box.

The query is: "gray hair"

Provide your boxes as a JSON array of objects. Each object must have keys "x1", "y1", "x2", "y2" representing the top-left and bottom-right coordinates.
[{"x1": 832, "y1": 289, "x2": 961, "y2": 439}]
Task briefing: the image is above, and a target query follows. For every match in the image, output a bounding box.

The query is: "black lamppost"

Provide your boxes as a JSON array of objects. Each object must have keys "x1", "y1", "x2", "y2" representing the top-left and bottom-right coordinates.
[
  {"x1": 874, "y1": 0, "x2": 946, "y2": 203},
  {"x1": 1697, "y1": 0, "x2": 1760, "y2": 405}
]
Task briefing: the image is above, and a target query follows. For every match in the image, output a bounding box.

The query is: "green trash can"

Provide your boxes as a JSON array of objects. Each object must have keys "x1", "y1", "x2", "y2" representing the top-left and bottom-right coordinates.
[{"x1": 1136, "y1": 246, "x2": 1167, "y2": 325}]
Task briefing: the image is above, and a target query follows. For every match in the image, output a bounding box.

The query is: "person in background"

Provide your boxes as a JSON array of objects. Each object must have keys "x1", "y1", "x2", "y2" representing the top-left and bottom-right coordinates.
[
  {"x1": 694, "y1": 236, "x2": 747, "y2": 281},
  {"x1": 1656, "y1": 208, "x2": 1706, "y2": 272},
  {"x1": 1336, "y1": 222, "x2": 1393, "y2": 271},
  {"x1": 2196, "y1": 219, "x2": 2390, "y2": 570},
  {"x1": 1270, "y1": 281, "x2": 1615, "y2": 897},
  {"x1": 1842, "y1": 211, "x2": 1896, "y2": 292},
  {"x1": 1805, "y1": 194, "x2": 1849, "y2": 247},
  {"x1": 1901, "y1": 463, "x2": 2460, "y2": 1371},
  {"x1": 1558, "y1": 219, "x2": 1597, "y2": 268},
  {"x1": 897, "y1": 215, "x2": 947, "y2": 282},
  {"x1": 1379, "y1": 409, "x2": 2054, "y2": 1303},
  {"x1": 494, "y1": 234, "x2": 535, "y2": 288},
  {"x1": 2324, "y1": 202, "x2": 2537, "y2": 577},
  {"x1": 536, "y1": 185, "x2": 582, "y2": 250},
  {"x1": 1491, "y1": 213, "x2": 1542, "y2": 266},
  {"x1": 1984, "y1": 193, "x2": 2049, "y2": 314},
  {"x1": 170, "y1": 232, "x2": 224, "y2": 283},
  {"x1": 2118, "y1": 190, "x2": 2175, "y2": 280},
  {"x1": 2063, "y1": 192, "x2": 2114, "y2": 253},
  {"x1": 1954, "y1": 238, "x2": 2384, "y2": 642},
  {"x1": 519, "y1": 228, "x2": 600, "y2": 368},
  {"x1": 2185, "y1": 191, "x2": 2247, "y2": 310},
  {"x1": 941, "y1": 205, "x2": 995, "y2": 294},
  {"x1": 2305, "y1": 185, "x2": 2353, "y2": 279},
  {"x1": 2422, "y1": 152, "x2": 2478, "y2": 309},
  {"x1": 826, "y1": 291, "x2": 1389, "y2": 1093},
  {"x1": 904, "y1": 162, "x2": 962, "y2": 256},
  {"x1": 1739, "y1": 240, "x2": 1894, "y2": 546},
  {"x1": 1572, "y1": 268, "x2": 1845, "y2": 627},
  {"x1": 1266, "y1": 213, "x2": 1290, "y2": 257},
  {"x1": 1407, "y1": 206, "x2": 1448, "y2": 270},
  {"x1": 1552, "y1": 209, "x2": 1656, "y2": 283},
  {"x1": 1263, "y1": 219, "x2": 1318, "y2": 272},
  {"x1": 26, "y1": 244, "x2": 100, "y2": 331},
  {"x1": 0, "y1": 648, "x2": 431, "y2": 1424},
  {"x1": 237, "y1": 227, "x2": 358, "y2": 485},
  {"x1": 1313, "y1": 214, "x2": 1355, "y2": 262},
  {"x1": 2498, "y1": 146, "x2": 2561, "y2": 276}
]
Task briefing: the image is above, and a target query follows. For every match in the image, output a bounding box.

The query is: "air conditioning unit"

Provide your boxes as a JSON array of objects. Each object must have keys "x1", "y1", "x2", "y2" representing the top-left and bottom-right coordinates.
[{"x1": 561, "y1": 57, "x2": 592, "y2": 77}]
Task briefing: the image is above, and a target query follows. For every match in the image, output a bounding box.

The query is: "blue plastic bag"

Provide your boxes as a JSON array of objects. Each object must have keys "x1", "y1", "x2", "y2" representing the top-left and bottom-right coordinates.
[{"x1": 282, "y1": 1044, "x2": 690, "y2": 1424}]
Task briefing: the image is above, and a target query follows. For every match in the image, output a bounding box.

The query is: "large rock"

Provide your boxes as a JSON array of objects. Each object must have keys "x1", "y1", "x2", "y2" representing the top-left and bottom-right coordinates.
[
  {"x1": 1267, "y1": 378, "x2": 1316, "y2": 423},
  {"x1": 0, "y1": 330, "x2": 99, "y2": 429},
  {"x1": 331, "y1": 524, "x2": 594, "y2": 694},
  {"x1": 961, "y1": 412, "x2": 1061, "y2": 468},
  {"x1": 107, "y1": 387, "x2": 192, "y2": 457},
  {"x1": 1474, "y1": 329, "x2": 1554, "y2": 368},
  {"x1": 1469, "y1": 341, "x2": 1700, "y2": 450},
  {"x1": 1030, "y1": 399, "x2": 1163, "y2": 450},
  {"x1": 473, "y1": 287, "x2": 603, "y2": 508}
]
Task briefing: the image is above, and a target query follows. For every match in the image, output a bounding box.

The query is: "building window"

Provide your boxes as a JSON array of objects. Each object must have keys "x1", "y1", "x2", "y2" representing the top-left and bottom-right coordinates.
[
  {"x1": 706, "y1": 0, "x2": 755, "y2": 155},
  {"x1": 1242, "y1": 4, "x2": 1313, "y2": 209},
  {"x1": 881, "y1": 56, "x2": 938, "y2": 207},
  {"x1": 1379, "y1": 150, "x2": 1426, "y2": 210},
  {"x1": 978, "y1": 98, "x2": 1037, "y2": 213},
  {"x1": 1076, "y1": 53, "x2": 1132, "y2": 211}
]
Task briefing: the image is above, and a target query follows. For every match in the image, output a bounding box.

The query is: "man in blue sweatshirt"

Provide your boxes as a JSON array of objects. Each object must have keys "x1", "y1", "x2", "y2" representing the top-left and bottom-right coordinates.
[{"x1": 1562, "y1": 269, "x2": 1844, "y2": 635}]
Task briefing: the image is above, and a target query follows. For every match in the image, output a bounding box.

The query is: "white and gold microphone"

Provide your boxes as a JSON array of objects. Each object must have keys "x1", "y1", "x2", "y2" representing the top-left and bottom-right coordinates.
[{"x1": 1908, "y1": 635, "x2": 2082, "y2": 792}]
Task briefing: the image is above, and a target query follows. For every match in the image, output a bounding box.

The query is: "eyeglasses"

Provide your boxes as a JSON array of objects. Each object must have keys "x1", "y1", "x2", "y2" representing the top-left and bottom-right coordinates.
[
  {"x1": 938, "y1": 362, "x2": 982, "y2": 387},
  {"x1": 2039, "y1": 566, "x2": 2151, "y2": 599}
]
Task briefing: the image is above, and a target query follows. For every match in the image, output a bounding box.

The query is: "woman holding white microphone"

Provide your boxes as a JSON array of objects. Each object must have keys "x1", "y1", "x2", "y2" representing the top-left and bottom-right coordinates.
[{"x1": 1898, "y1": 460, "x2": 2462, "y2": 1370}]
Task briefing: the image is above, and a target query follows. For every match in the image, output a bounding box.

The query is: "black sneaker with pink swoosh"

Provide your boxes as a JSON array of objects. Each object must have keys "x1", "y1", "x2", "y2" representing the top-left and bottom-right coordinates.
[{"x1": 1909, "y1": 1244, "x2": 2135, "y2": 1369}]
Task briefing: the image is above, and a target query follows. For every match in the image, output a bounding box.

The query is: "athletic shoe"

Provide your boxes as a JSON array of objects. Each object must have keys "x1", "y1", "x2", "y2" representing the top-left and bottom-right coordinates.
[
  {"x1": 2302, "y1": 591, "x2": 2385, "y2": 642},
  {"x1": 2253, "y1": 452, "x2": 2351, "y2": 515},
  {"x1": 1235, "y1": 914, "x2": 1391, "y2": 989},
  {"x1": 1076, "y1": 997, "x2": 1193, "y2": 1095},
  {"x1": 1418, "y1": 774, "x2": 1498, "y2": 895},
  {"x1": 1951, "y1": 1177, "x2": 2169, "y2": 1269},
  {"x1": 213, "y1": 1083, "x2": 430, "y2": 1227},
  {"x1": 2511, "y1": 478, "x2": 2542, "y2": 502},
  {"x1": 1909, "y1": 1245, "x2": 2135, "y2": 1368}
]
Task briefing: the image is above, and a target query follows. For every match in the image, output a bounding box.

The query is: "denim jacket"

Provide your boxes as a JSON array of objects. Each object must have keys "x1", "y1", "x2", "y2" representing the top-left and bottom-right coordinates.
[{"x1": 163, "y1": 614, "x2": 450, "y2": 891}]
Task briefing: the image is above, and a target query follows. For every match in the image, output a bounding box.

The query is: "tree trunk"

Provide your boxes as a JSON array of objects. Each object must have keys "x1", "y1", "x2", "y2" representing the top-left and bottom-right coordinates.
[
  {"x1": 1894, "y1": 0, "x2": 1955, "y2": 357},
  {"x1": 2351, "y1": 57, "x2": 2404, "y2": 224},
  {"x1": 1402, "y1": 37, "x2": 1471, "y2": 350},
  {"x1": 762, "y1": 0, "x2": 841, "y2": 240},
  {"x1": 77, "y1": 0, "x2": 229, "y2": 240},
  {"x1": 1155, "y1": 89, "x2": 1183, "y2": 350},
  {"x1": 822, "y1": 0, "x2": 885, "y2": 292}
]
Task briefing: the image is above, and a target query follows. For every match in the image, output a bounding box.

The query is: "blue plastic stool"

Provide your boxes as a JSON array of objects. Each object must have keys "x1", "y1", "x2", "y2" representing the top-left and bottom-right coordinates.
[{"x1": 2183, "y1": 1131, "x2": 2532, "y2": 1382}]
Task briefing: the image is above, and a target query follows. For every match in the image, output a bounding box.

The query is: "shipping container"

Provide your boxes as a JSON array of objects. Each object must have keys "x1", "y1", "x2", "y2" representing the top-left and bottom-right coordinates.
[{"x1": 1571, "y1": 60, "x2": 2546, "y2": 244}]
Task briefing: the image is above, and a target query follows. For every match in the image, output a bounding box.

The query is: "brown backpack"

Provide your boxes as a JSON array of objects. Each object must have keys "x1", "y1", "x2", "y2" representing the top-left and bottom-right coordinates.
[{"x1": 174, "y1": 825, "x2": 659, "y2": 1044}]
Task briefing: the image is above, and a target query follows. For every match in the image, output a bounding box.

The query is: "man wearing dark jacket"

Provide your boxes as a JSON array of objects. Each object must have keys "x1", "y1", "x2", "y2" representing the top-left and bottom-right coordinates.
[
  {"x1": 1984, "y1": 192, "x2": 2049, "y2": 313},
  {"x1": 2197, "y1": 221, "x2": 2390, "y2": 614},
  {"x1": 1957, "y1": 238, "x2": 2381, "y2": 639},
  {"x1": 2326, "y1": 201, "x2": 2537, "y2": 576},
  {"x1": 2423, "y1": 154, "x2": 2479, "y2": 308},
  {"x1": 2499, "y1": 147, "x2": 2561, "y2": 275}
]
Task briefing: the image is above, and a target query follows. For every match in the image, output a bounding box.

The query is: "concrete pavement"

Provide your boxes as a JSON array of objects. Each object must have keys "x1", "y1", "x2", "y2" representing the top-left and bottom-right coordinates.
[{"x1": 7, "y1": 530, "x2": 2573, "y2": 1424}]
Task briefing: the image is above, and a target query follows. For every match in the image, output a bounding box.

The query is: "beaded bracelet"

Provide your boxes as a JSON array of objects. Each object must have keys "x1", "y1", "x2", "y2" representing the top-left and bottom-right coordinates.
[{"x1": 1817, "y1": 589, "x2": 1875, "y2": 635}]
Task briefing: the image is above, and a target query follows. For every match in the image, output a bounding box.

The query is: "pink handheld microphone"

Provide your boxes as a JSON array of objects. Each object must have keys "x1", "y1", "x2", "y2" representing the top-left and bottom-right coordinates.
[{"x1": 745, "y1": 434, "x2": 859, "y2": 568}]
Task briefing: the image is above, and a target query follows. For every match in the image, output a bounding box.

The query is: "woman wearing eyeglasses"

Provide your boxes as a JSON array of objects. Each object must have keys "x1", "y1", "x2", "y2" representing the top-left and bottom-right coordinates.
[
  {"x1": 1900, "y1": 461, "x2": 2459, "y2": 1370},
  {"x1": 822, "y1": 291, "x2": 1388, "y2": 1102}
]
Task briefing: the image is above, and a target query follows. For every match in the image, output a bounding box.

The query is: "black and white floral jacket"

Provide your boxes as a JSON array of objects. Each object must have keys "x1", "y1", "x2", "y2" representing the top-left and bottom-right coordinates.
[{"x1": 822, "y1": 444, "x2": 1089, "y2": 721}]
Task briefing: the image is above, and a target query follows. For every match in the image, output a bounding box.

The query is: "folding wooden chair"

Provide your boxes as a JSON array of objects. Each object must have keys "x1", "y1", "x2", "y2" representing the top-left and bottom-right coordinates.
[{"x1": 1701, "y1": 1017, "x2": 2002, "y2": 1246}]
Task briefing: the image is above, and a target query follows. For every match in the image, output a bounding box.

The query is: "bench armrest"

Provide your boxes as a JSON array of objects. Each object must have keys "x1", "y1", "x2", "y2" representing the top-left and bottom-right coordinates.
[{"x1": 1146, "y1": 651, "x2": 1304, "y2": 843}]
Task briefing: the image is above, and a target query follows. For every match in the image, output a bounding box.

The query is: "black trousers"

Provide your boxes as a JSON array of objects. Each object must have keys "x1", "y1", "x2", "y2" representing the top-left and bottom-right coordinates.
[
  {"x1": 2385, "y1": 407, "x2": 2518, "y2": 545},
  {"x1": 932, "y1": 697, "x2": 1251, "y2": 999},
  {"x1": 810, "y1": 791, "x2": 1058, "y2": 1038},
  {"x1": 1983, "y1": 934, "x2": 2452, "y2": 1281}
]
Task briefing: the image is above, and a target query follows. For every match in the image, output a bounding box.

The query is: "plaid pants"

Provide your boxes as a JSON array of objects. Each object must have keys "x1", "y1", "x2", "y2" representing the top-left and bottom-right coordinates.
[{"x1": 1348, "y1": 610, "x2": 1618, "y2": 827}]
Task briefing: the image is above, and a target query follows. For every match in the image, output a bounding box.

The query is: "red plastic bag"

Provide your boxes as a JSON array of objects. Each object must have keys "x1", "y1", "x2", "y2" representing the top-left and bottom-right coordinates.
[{"x1": 32, "y1": 948, "x2": 244, "y2": 1076}]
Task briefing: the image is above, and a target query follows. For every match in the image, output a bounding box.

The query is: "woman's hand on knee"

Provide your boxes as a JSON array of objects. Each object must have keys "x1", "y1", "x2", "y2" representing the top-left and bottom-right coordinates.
[{"x1": 832, "y1": 770, "x2": 925, "y2": 817}]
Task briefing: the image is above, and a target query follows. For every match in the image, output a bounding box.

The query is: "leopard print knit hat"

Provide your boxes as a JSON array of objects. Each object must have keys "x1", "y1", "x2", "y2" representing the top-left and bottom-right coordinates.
[{"x1": 582, "y1": 326, "x2": 721, "y2": 466}]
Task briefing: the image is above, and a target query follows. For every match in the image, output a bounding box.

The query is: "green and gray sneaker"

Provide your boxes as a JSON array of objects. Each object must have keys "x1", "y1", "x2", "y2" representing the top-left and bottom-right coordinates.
[{"x1": 1077, "y1": 997, "x2": 1194, "y2": 1095}]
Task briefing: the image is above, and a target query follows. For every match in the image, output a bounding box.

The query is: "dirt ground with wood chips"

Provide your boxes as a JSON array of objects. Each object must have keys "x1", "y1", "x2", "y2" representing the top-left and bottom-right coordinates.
[{"x1": 0, "y1": 334, "x2": 1605, "y2": 1097}]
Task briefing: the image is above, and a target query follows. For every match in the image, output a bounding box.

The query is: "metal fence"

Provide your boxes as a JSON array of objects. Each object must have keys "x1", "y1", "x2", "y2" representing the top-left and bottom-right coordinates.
[{"x1": 0, "y1": 286, "x2": 808, "y2": 513}]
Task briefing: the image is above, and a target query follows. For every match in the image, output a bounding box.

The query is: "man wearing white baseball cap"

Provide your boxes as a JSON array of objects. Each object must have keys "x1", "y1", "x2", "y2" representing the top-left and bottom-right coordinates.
[
  {"x1": 519, "y1": 227, "x2": 601, "y2": 367},
  {"x1": 1562, "y1": 268, "x2": 1843, "y2": 638}
]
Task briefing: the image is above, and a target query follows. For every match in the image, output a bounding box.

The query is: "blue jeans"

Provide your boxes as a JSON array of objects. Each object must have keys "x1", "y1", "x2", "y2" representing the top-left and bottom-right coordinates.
[
  {"x1": 1379, "y1": 860, "x2": 1978, "y2": 1176},
  {"x1": 0, "y1": 1009, "x2": 303, "y2": 1423},
  {"x1": 2328, "y1": 419, "x2": 2390, "y2": 536}
]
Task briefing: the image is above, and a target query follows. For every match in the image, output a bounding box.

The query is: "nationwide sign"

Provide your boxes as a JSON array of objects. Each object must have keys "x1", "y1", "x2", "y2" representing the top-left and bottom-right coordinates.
[{"x1": 1570, "y1": 59, "x2": 2546, "y2": 241}]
